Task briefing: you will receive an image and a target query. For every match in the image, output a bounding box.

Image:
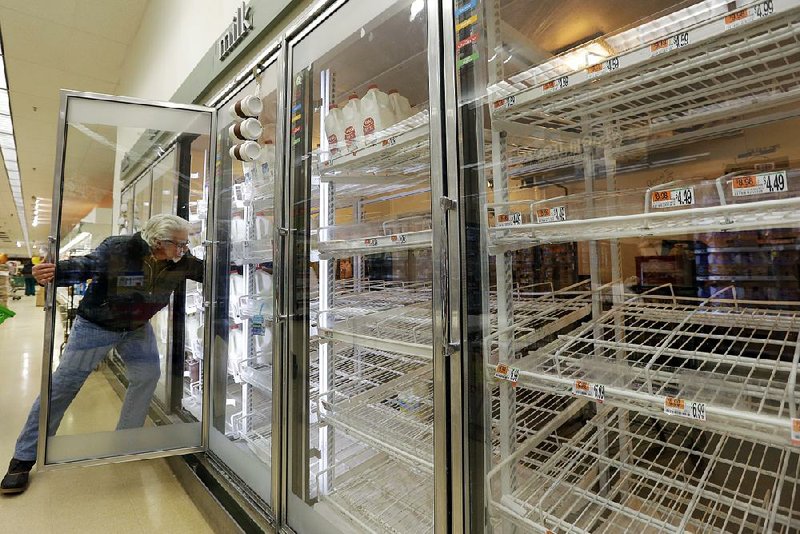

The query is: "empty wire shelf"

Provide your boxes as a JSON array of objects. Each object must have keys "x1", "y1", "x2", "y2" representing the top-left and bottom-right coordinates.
[
  {"x1": 319, "y1": 454, "x2": 433, "y2": 534},
  {"x1": 510, "y1": 285, "x2": 800, "y2": 444},
  {"x1": 489, "y1": 406, "x2": 800, "y2": 533}
]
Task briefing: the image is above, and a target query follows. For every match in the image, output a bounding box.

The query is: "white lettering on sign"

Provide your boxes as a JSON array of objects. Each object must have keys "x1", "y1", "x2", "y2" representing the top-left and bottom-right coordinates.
[{"x1": 219, "y1": 2, "x2": 254, "y2": 60}]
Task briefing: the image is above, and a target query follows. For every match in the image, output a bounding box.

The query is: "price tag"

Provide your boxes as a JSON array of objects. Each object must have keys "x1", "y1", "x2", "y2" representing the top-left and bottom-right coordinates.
[
  {"x1": 381, "y1": 136, "x2": 398, "y2": 147},
  {"x1": 535, "y1": 206, "x2": 567, "y2": 223},
  {"x1": 651, "y1": 187, "x2": 694, "y2": 208},
  {"x1": 493, "y1": 95, "x2": 516, "y2": 110},
  {"x1": 586, "y1": 57, "x2": 620, "y2": 79},
  {"x1": 542, "y1": 76, "x2": 569, "y2": 94},
  {"x1": 664, "y1": 397, "x2": 706, "y2": 421},
  {"x1": 731, "y1": 171, "x2": 787, "y2": 196},
  {"x1": 650, "y1": 32, "x2": 689, "y2": 57},
  {"x1": 390, "y1": 234, "x2": 407, "y2": 244},
  {"x1": 572, "y1": 380, "x2": 605, "y2": 403},
  {"x1": 494, "y1": 363, "x2": 520, "y2": 386},
  {"x1": 251, "y1": 314, "x2": 266, "y2": 336},
  {"x1": 725, "y1": 1, "x2": 774, "y2": 29},
  {"x1": 792, "y1": 418, "x2": 800, "y2": 446},
  {"x1": 496, "y1": 212, "x2": 522, "y2": 227},
  {"x1": 364, "y1": 238, "x2": 379, "y2": 247}
]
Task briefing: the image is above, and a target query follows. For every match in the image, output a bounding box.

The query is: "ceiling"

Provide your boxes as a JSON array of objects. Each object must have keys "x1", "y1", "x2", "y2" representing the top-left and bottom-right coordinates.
[{"x1": 0, "y1": 0, "x2": 149, "y2": 256}]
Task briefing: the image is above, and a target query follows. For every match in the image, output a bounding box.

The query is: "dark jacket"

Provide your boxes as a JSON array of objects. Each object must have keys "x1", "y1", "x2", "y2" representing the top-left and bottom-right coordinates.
[
  {"x1": 21, "y1": 261, "x2": 33, "y2": 278},
  {"x1": 57, "y1": 232, "x2": 203, "y2": 331}
]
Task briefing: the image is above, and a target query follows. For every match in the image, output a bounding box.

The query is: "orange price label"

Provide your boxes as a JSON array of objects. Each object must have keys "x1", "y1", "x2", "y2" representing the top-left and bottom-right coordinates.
[
  {"x1": 494, "y1": 363, "x2": 520, "y2": 386},
  {"x1": 792, "y1": 418, "x2": 800, "y2": 446}
]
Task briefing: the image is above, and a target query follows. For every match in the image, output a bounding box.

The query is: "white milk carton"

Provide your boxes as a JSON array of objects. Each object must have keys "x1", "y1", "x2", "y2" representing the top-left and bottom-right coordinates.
[
  {"x1": 388, "y1": 89, "x2": 412, "y2": 123},
  {"x1": 257, "y1": 140, "x2": 275, "y2": 179},
  {"x1": 361, "y1": 84, "x2": 395, "y2": 141},
  {"x1": 324, "y1": 103, "x2": 346, "y2": 156},
  {"x1": 341, "y1": 93, "x2": 362, "y2": 150}
]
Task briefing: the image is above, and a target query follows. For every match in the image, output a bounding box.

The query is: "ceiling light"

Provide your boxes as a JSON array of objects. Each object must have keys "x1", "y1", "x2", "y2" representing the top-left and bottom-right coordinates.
[
  {"x1": 59, "y1": 232, "x2": 91, "y2": 255},
  {"x1": 409, "y1": 0, "x2": 424, "y2": 21},
  {"x1": 2, "y1": 146, "x2": 15, "y2": 162},
  {"x1": 0, "y1": 90, "x2": 9, "y2": 115},
  {"x1": 0, "y1": 133, "x2": 14, "y2": 148},
  {"x1": 0, "y1": 115, "x2": 11, "y2": 134}
]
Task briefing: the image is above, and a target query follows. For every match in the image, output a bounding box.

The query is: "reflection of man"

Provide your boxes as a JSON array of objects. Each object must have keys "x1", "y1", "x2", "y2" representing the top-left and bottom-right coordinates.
[
  {"x1": 1, "y1": 214, "x2": 203, "y2": 495},
  {"x1": 21, "y1": 258, "x2": 36, "y2": 296}
]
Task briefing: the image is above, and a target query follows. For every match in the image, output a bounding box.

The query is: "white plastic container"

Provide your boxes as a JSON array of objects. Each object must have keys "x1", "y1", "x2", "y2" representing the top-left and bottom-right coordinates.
[
  {"x1": 361, "y1": 85, "x2": 395, "y2": 141},
  {"x1": 342, "y1": 93, "x2": 362, "y2": 150},
  {"x1": 324, "y1": 103, "x2": 346, "y2": 155},
  {"x1": 389, "y1": 89, "x2": 412, "y2": 123},
  {"x1": 229, "y1": 95, "x2": 263, "y2": 119},
  {"x1": 230, "y1": 141, "x2": 261, "y2": 162},
  {"x1": 255, "y1": 269, "x2": 273, "y2": 296},
  {"x1": 229, "y1": 118, "x2": 263, "y2": 141}
]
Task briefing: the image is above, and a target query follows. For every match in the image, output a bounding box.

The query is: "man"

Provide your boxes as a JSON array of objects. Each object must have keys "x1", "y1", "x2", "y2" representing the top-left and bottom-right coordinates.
[
  {"x1": 21, "y1": 258, "x2": 36, "y2": 296},
  {"x1": 1, "y1": 214, "x2": 203, "y2": 494}
]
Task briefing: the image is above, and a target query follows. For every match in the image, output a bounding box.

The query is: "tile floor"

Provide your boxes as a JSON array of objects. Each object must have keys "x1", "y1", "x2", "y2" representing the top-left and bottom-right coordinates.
[{"x1": 0, "y1": 294, "x2": 215, "y2": 533}]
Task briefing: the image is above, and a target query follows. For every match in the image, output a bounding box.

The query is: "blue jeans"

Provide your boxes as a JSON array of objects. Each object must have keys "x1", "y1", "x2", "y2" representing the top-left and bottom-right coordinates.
[{"x1": 14, "y1": 316, "x2": 161, "y2": 462}]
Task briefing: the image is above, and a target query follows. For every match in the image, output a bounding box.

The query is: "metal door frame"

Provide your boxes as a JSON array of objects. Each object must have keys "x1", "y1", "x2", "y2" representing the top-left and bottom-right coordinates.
[{"x1": 38, "y1": 89, "x2": 217, "y2": 470}]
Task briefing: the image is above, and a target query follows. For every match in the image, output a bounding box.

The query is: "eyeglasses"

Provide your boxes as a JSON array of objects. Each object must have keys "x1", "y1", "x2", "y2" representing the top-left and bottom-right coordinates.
[{"x1": 162, "y1": 239, "x2": 190, "y2": 250}]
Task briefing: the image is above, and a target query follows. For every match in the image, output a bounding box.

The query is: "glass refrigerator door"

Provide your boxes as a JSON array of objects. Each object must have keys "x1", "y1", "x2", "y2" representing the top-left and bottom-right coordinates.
[
  {"x1": 39, "y1": 91, "x2": 215, "y2": 468},
  {"x1": 455, "y1": 0, "x2": 800, "y2": 531},
  {"x1": 208, "y1": 58, "x2": 280, "y2": 505},
  {"x1": 286, "y1": 1, "x2": 439, "y2": 532}
]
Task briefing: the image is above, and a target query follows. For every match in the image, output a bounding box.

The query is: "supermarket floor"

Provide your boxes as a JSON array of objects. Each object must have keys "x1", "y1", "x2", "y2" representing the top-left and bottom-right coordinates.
[{"x1": 0, "y1": 294, "x2": 214, "y2": 533}]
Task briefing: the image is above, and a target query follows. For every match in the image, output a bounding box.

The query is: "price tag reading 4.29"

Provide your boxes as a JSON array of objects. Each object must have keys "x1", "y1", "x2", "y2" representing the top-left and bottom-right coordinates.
[
  {"x1": 535, "y1": 206, "x2": 567, "y2": 223},
  {"x1": 732, "y1": 170, "x2": 787, "y2": 197},
  {"x1": 664, "y1": 397, "x2": 706, "y2": 421},
  {"x1": 572, "y1": 380, "x2": 605, "y2": 403},
  {"x1": 651, "y1": 187, "x2": 694, "y2": 209},
  {"x1": 496, "y1": 212, "x2": 522, "y2": 227}
]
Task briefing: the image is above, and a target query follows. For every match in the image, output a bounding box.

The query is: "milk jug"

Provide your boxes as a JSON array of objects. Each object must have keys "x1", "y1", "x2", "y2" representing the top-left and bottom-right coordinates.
[
  {"x1": 361, "y1": 84, "x2": 395, "y2": 141},
  {"x1": 324, "y1": 103, "x2": 346, "y2": 156},
  {"x1": 341, "y1": 93, "x2": 362, "y2": 150},
  {"x1": 388, "y1": 89, "x2": 412, "y2": 122}
]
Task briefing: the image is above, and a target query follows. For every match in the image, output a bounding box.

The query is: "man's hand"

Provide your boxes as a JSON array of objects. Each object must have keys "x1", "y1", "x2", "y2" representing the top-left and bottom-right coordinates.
[{"x1": 32, "y1": 262, "x2": 56, "y2": 285}]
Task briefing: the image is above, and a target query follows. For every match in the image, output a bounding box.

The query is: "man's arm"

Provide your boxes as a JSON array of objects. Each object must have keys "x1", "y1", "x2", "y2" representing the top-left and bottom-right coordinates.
[
  {"x1": 184, "y1": 253, "x2": 204, "y2": 283},
  {"x1": 32, "y1": 238, "x2": 112, "y2": 286}
]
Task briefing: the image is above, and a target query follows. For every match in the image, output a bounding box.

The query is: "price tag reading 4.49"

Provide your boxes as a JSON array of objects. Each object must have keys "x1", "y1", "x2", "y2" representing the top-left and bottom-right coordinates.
[
  {"x1": 651, "y1": 187, "x2": 694, "y2": 209},
  {"x1": 732, "y1": 171, "x2": 787, "y2": 197},
  {"x1": 542, "y1": 76, "x2": 569, "y2": 93},
  {"x1": 664, "y1": 397, "x2": 706, "y2": 421},
  {"x1": 573, "y1": 380, "x2": 605, "y2": 403},
  {"x1": 536, "y1": 206, "x2": 567, "y2": 223},
  {"x1": 494, "y1": 363, "x2": 520, "y2": 386}
]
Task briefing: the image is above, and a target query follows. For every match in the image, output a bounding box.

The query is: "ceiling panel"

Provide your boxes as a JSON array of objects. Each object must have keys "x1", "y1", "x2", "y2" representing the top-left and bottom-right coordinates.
[{"x1": 0, "y1": 1, "x2": 150, "y2": 255}]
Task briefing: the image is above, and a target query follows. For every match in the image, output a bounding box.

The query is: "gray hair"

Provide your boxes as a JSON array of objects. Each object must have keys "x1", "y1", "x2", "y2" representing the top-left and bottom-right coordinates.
[{"x1": 141, "y1": 214, "x2": 192, "y2": 247}]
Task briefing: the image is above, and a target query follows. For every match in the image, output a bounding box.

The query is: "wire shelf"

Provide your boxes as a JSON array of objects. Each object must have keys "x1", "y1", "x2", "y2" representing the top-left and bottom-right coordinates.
[
  {"x1": 320, "y1": 454, "x2": 434, "y2": 534},
  {"x1": 490, "y1": 2, "x2": 800, "y2": 152},
  {"x1": 321, "y1": 364, "x2": 433, "y2": 471},
  {"x1": 487, "y1": 172, "x2": 800, "y2": 253},
  {"x1": 320, "y1": 302, "x2": 433, "y2": 358},
  {"x1": 510, "y1": 286, "x2": 800, "y2": 443},
  {"x1": 489, "y1": 407, "x2": 800, "y2": 533}
]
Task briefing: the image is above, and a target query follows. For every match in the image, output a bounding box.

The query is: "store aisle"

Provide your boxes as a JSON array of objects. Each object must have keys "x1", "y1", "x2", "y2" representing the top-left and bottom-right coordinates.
[{"x1": 0, "y1": 295, "x2": 215, "y2": 533}]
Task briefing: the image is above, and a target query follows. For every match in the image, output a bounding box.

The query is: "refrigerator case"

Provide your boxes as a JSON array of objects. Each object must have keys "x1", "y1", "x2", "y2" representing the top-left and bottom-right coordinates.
[
  {"x1": 285, "y1": 1, "x2": 438, "y2": 531},
  {"x1": 455, "y1": 0, "x2": 800, "y2": 532}
]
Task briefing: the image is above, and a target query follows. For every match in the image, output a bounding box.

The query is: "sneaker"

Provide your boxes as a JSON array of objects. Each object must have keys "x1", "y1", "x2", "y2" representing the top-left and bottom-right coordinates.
[{"x1": 0, "y1": 458, "x2": 35, "y2": 495}]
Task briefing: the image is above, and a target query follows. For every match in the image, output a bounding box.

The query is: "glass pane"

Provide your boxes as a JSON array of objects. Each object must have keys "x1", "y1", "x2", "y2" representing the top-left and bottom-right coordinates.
[
  {"x1": 118, "y1": 188, "x2": 135, "y2": 235},
  {"x1": 456, "y1": 0, "x2": 800, "y2": 531},
  {"x1": 287, "y1": 1, "x2": 435, "y2": 532},
  {"x1": 32, "y1": 94, "x2": 212, "y2": 465},
  {"x1": 133, "y1": 171, "x2": 152, "y2": 231},
  {"x1": 210, "y1": 61, "x2": 280, "y2": 503}
]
